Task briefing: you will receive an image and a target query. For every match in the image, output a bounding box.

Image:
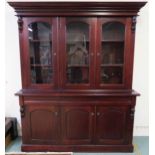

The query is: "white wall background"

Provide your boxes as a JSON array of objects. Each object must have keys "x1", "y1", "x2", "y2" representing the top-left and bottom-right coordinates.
[{"x1": 5, "y1": 0, "x2": 149, "y2": 136}]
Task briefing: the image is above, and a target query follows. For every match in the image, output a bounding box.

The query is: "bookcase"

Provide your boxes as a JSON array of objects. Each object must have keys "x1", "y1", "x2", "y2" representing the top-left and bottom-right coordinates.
[{"x1": 9, "y1": 1, "x2": 146, "y2": 152}]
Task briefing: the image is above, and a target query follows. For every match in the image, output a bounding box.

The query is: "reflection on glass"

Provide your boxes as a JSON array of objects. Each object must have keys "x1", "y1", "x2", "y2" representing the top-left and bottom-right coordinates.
[
  {"x1": 101, "y1": 22, "x2": 125, "y2": 84},
  {"x1": 66, "y1": 21, "x2": 89, "y2": 84},
  {"x1": 28, "y1": 22, "x2": 52, "y2": 84}
]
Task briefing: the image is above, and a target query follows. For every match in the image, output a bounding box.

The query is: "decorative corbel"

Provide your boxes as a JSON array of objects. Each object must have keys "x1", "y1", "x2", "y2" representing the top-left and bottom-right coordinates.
[
  {"x1": 20, "y1": 105, "x2": 25, "y2": 118},
  {"x1": 131, "y1": 16, "x2": 137, "y2": 33},
  {"x1": 17, "y1": 17, "x2": 23, "y2": 33},
  {"x1": 130, "y1": 107, "x2": 135, "y2": 119}
]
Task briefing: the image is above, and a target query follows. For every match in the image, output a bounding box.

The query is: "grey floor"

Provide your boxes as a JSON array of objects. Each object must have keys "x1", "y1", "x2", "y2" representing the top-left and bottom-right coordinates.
[{"x1": 6, "y1": 136, "x2": 149, "y2": 155}]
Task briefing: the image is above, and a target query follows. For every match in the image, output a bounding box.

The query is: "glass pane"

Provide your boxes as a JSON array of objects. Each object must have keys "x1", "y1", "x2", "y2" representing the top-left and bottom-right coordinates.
[
  {"x1": 101, "y1": 67, "x2": 123, "y2": 84},
  {"x1": 101, "y1": 22, "x2": 125, "y2": 84},
  {"x1": 66, "y1": 21, "x2": 89, "y2": 84},
  {"x1": 28, "y1": 22, "x2": 52, "y2": 84},
  {"x1": 102, "y1": 22, "x2": 125, "y2": 41},
  {"x1": 102, "y1": 42, "x2": 124, "y2": 64}
]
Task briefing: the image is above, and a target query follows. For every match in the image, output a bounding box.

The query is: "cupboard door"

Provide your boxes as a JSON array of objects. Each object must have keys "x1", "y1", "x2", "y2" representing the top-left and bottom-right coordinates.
[
  {"x1": 62, "y1": 106, "x2": 94, "y2": 144},
  {"x1": 23, "y1": 18, "x2": 58, "y2": 88},
  {"x1": 96, "y1": 18, "x2": 130, "y2": 88},
  {"x1": 59, "y1": 18, "x2": 96, "y2": 89},
  {"x1": 24, "y1": 104, "x2": 60, "y2": 144},
  {"x1": 96, "y1": 106, "x2": 129, "y2": 144}
]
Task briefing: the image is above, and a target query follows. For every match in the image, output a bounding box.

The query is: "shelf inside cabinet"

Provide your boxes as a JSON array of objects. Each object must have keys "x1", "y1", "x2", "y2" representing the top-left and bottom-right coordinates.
[
  {"x1": 68, "y1": 65, "x2": 89, "y2": 67},
  {"x1": 101, "y1": 64, "x2": 124, "y2": 67},
  {"x1": 29, "y1": 39, "x2": 51, "y2": 42},
  {"x1": 102, "y1": 40, "x2": 124, "y2": 43},
  {"x1": 31, "y1": 64, "x2": 51, "y2": 67},
  {"x1": 67, "y1": 41, "x2": 89, "y2": 45}
]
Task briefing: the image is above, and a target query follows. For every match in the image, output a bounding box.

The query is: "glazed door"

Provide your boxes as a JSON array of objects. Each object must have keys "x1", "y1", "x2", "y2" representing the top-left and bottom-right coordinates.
[
  {"x1": 96, "y1": 18, "x2": 131, "y2": 89},
  {"x1": 95, "y1": 106, "x2": 129, "y2": 144},
  {"x1": 59, "y1": 17, "x2": 96, "y2": 89},
  {"x1": 23, "y1": 104, "x2": 60, "y2": 144},
  {"x1": 22, "y1": 18, "x2": 58, "y2": 89},
  {"x1": 62, "y1": 106, "x2": 94, "y2": 144}
]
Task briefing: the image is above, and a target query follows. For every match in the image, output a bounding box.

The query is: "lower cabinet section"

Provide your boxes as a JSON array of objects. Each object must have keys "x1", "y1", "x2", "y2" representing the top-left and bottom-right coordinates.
[
  {"x1": 62, "y1": 106, "x2": 94, "y2": 144},
  {"x1": 21, "y1": 98, "x2": 135, "y2": 152},
  {"x1": 96, "y1": 106, "x2": 129, "y2": 144},
  {"x1": 23, "y1": 104, "x2": 61, "y2": 144}
]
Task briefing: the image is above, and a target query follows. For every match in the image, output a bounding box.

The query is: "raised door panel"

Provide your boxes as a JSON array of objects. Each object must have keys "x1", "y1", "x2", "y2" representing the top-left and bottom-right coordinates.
[
  {"x1": 59, "y1": 17, "x2": 96, "y2": 89},
  {"x1": 25, "y1": 104, "x2": 60, "y2": 144},
  {"x1": 62, "y1": 106, "x2": 94, "y2": 144},
  {"x1": 22, "y1": 17, "x2": 58, "y2": 89},
  {"x1": 96, "y1": 106, "x2": 129, "y2": 144}
]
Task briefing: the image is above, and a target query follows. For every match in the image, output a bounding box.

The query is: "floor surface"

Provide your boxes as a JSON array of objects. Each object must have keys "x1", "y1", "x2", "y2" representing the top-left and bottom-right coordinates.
[{"x1": 5, "y1": 136, "x2": 149, "y2": 155}]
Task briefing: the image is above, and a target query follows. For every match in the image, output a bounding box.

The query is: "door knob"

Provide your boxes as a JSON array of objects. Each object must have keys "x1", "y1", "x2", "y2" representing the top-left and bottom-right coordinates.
[
  {"x1": 97, "y1": 112, "x2": 100, "y2": 116},
  {"x1": 91, "y1": 112, "x2": 95, "y2": 116},
  {"x1": 55, "y1": 112, "x2": 58, "y2": 116},
  {"x1": 97, "y1": 53, "x2": 100, "y2": 56},
  {"x1": 91, "y1": 53, "x2": 94, "y2": 56}
]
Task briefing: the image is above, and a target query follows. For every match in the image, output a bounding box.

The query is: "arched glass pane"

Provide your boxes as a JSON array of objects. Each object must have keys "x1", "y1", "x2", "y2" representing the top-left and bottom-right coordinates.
[
  {"x1": 66, "y1": 21, "x2": 89, "y2": 84},
  {"x1": 28, "y1": 22, "x2": 52, "y2": 84},
  {"x1": 101, "y1": 22, "x2": 125, "y2": 84},
  {"x1": 102, "y1": 22, "x2": 125, "y2": 41}
]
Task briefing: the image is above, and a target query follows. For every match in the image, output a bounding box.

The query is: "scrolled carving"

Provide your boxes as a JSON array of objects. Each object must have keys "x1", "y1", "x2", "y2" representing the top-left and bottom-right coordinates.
[
  {"x1": 131, "y1": 16, "x2": 137, "y2": 33},
  {"x1": 130, "y1": 107, "x2": 135, "y2": 119},
  {"x1": 20, "y1": 105, "x2": 25, "y2": 118},
  {"x1": 18, "y1": 17, "x2": 23, "y2": 33}
]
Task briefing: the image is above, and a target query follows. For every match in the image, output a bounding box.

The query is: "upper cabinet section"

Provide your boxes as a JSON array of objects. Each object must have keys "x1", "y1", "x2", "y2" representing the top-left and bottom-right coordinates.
[
  {"x1": 60, "y1": 18, "x2": 96, "y2": 89},
  {"x1": 9, "y1": 2, "x2": 147, "y2": 90},
  {"x1": 29, "y1": 22, "x2": 52, "y2": 84},
  {"x1": 100, "y1": 20, "x2": 125, "y2": 85},
  {"x1": 95, "y1": 18, "x2": 129, "y2": 89},
  {"x1": 66, "y1": 20, "x2": 90, "y2": 84},
  {"x1": 22, "y1": 18, "x2": 58, "y2": 88}
]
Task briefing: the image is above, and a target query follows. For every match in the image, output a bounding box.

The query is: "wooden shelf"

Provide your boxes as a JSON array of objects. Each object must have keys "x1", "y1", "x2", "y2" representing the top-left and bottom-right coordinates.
[
  {"x1": 102, "y1": 40, "x2": 124, "y2": 43},
  {"x1": 67, "y1": 41, "x2": 89, "y2": 44},
  {"x1": 101, "y1": 64, "x2": 123, "y2": 67},
  {"x1": 68, "y1": 65, "x2": 89, "y2": 67},
  {"x1": 31, "y1": 64, "x2": 51, "y2": 67},
  {"x1": 29, "y1": 39, "x2": 51, "y2": 42}
]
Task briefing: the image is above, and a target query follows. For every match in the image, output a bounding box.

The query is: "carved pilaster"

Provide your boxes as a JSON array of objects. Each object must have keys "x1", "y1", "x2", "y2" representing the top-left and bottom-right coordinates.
[
  {"x1": 131, "y1": 16, "x2": 137, "y2": 33},
  {"x1": 20, "y1": 105, "x2": 25, "y2": 118},
  {"x1": 130, "y1": 107, "x2": 135, "y2": 119},
  {"x1": 18, "y1": 17, "x2": 23, "y2": 33}
]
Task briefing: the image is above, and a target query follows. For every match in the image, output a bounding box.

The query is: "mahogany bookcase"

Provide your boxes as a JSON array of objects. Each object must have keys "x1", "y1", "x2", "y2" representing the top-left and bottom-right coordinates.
[{"x1": 9, "y1": 1, "x2": 146, "y2": 152}]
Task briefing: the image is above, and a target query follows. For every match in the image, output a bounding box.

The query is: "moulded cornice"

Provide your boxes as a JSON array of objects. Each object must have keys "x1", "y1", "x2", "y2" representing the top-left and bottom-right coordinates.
[{"x1": 8, "y1": 1, "x2": 147, "y2": 17}]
